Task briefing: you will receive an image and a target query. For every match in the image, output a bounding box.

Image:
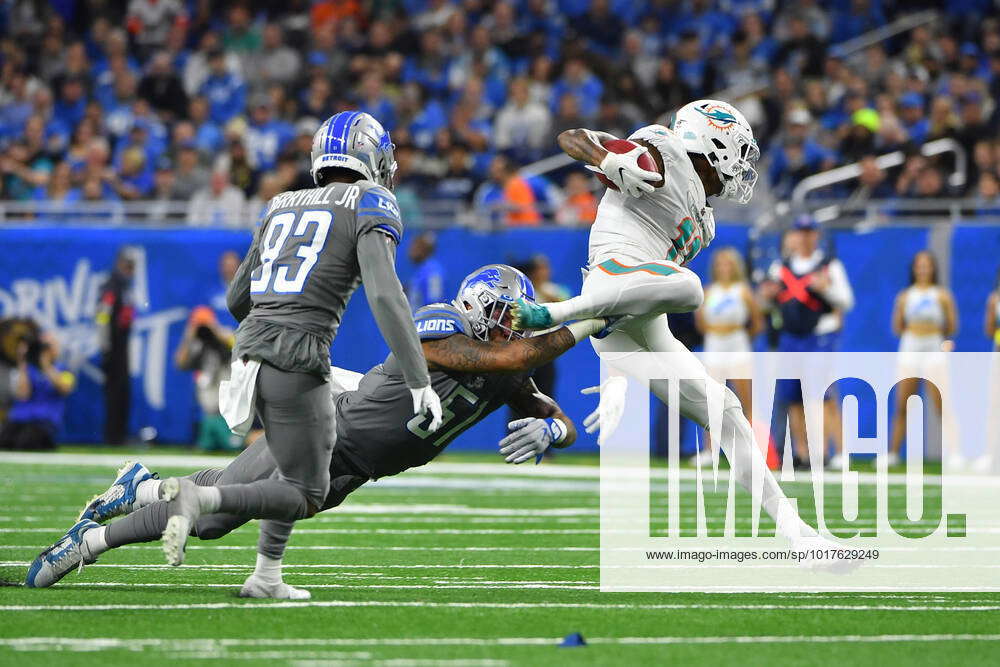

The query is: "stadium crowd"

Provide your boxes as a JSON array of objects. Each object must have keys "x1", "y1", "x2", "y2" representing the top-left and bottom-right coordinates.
[{"x1": 0, "y1": 0, "x2": 999, "y2": 227}]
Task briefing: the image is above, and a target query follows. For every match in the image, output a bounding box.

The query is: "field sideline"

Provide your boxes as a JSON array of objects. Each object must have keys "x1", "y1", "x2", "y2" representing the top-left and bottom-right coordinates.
[{"x1": 2, "y1": 450, "x2": 1000, "y2": 666}]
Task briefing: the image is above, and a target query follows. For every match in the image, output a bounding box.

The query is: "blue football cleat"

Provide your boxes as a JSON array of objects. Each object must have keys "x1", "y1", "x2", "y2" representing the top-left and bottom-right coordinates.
[
  {"x1": 511, "y1": 298, "x2": 553, "y2": 330},
  {"x1": 25, "y1": 519, "x2": 100, "y2": 588},
  {"x1": 79, "y1": 461, "x2": 157, "y2": 523}
]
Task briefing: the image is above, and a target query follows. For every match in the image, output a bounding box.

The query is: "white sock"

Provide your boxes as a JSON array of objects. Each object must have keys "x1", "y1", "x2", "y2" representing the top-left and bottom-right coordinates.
[
  {"x1": 135, "y1": 479, "x2": 162, "y2": 507},
  {"x1": 253, "y1": 552, "x2": 284, "y2": 584},
  {"x1": 197, "y1": 486, "x2": 222, "y2": 513},
  {"x1": 544, "y1": 300, "x2": 578, "y2": 324},
  {"x1": 83, "y1": 525, "x2": 109, "y2": 556}
]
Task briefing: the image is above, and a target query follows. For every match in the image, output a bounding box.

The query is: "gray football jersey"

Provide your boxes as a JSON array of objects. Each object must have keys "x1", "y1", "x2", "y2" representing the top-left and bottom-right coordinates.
[
  {"x1": 230, "y1": 181, "x2": 404, "y2": 376},
  {"x1": 335, "y1": 302, "x2": 531, "y2": 478}
]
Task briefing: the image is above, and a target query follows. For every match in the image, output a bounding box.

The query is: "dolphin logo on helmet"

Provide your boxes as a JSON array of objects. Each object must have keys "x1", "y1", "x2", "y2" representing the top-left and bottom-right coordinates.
[{"x1": 455, "y1": 264, "x2": 536, "y2": 341}]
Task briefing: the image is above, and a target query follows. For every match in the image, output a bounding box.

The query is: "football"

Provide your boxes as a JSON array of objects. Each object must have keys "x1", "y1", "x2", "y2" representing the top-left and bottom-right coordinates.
[{"x1": 595, "y1": 138, "x2": 663, "y2": 190}]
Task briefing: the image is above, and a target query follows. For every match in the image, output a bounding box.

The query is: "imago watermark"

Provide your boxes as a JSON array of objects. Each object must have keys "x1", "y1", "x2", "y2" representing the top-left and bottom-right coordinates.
[{"x1": 598, "y1": 352, "x2": 1000, "y2": 592}]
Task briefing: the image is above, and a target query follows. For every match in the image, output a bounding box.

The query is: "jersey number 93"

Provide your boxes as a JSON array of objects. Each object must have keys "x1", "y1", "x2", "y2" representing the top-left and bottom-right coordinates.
[{"x1": 250, "y1": 209, "x2": 333, "y2": 295}]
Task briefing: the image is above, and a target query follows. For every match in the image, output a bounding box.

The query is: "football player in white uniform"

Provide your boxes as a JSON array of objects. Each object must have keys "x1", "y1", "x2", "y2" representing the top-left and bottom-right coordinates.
[{"x1": 514, "y1": 100, "x2": 852, "y2": 568}]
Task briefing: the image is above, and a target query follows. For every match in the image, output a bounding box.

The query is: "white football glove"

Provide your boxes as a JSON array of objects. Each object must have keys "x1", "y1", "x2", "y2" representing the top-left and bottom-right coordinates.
[
  {"x1": 580, "y1": 375, "x2": 628, "y2": 445},
  {"x1": 588, "y1": 146, "x2": 660, "y2": 198},
  {"x1": 409, "y1": 385, "x2": 443, "y2": 433},
  {"x1": 498, "y1": 417, "x2": 567, "y2": 464}
]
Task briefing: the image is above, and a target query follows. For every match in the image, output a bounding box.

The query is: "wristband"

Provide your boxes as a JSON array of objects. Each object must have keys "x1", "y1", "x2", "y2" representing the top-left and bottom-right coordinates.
[{"x1": 545, "y1": 417, "x2": 568, "y2": 445}]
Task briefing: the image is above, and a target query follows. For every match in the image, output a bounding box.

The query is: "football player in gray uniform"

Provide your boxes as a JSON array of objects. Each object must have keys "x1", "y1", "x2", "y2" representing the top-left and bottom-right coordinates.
[
  {"x1": 27, "y1": 265, "x2": 614, "y2": 598},
  {"x1": 26, "y1": 112, "x2": 444, "y2": 593}
]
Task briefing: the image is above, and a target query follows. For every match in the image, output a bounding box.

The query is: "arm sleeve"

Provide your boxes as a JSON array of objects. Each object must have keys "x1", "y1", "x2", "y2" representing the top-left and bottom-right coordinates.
[
  {"x1": 824, "y1": 259, "x2": 854, "y2": 312},
  {"x1": 226, "y1": 205, "x2": 271, "y2": 322},
  {"x1": 357, "y1": 231, "x2": 431, "y2": 389}
]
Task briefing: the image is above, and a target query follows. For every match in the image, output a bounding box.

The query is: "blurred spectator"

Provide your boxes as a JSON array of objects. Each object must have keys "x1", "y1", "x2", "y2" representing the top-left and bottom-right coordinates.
[
  {"x1": 245, "y1": 96, "x2": 294, "y2": 172},
  {"x1": 127, "y1": 0, "x2": 187, "y2": 57},
  {"x1": 846, "y1": 154, "x2": 894, "y2": 204},
  {"x1": 556, "y1": 172, "x2": 599, "y2": 225},
  {"x1": 427, "y1": 142, "x2": 477, "y2": 204},
  {"x1": 200, "y1": 49, "x2": 246, "y2": 124},
  {"x1": 899, "y1": 93, "x2": 930, "y2": 145},
  {"x1": 187, "y1": 170, "x2": 248, "y2": 227},
  {"x1": 251, "y1": 23, "x2": 302, "y2": 89},
  {"x1": 768, "y1": 108, "x2": 836, "y2": 198},
  {"x1": 474, "y1": 155, "x2": 541, "y2": 227},
  {"x1": 494, "y1": 78, "x2": 551, "y2": 163},
  {"x1": 551, "y1": 58, "x2": 603, "y2": 119},
  {"x1": 170, "y1": 143, "x2": 208, "y2": 200},
  {"x1": 406, "y1": 232, "x2": 446, "y2": 311},
  {"x1": 0, "y1": 326, "x2": 75, "y2": 451},
  {"x1": 138, "y1": 51, "x2": 188, "y2": 121},
  {"x1": 175, "y1": 305, "x2": 238, "y2": 452},
  {"x1": 97, "y1": 248, "x2": 137, "y2": 446}
]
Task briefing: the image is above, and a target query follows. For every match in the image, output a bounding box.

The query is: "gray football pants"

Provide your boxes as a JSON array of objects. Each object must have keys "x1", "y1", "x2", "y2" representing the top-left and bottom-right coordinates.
[
  {"x1": 104, "y1": 439, "x2": 367, "y2": 560},
  {"x1": 105, "y1": 364, "x2": 335, "y2": 559}
]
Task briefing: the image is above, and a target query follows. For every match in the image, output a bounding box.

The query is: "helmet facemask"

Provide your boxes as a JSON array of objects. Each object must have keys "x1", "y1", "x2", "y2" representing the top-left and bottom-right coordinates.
[{"x1": 455, "y1": 265, "x2": 536, "y2": 342}]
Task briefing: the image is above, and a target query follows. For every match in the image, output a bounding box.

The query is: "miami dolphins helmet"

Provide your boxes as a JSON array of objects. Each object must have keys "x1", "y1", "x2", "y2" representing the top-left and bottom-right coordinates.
[
  {"x1": 455, "y1": 264, "x2": 536, "y2": 341},
  {"x1": 671, "y1": 99, "x2": 759, "y2": 204},
  {"x1": 310, "y1": 111, "x2": 397, "y2": 189}
]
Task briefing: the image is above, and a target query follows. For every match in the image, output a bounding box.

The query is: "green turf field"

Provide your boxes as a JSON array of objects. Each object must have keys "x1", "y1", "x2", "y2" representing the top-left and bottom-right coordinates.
[{"x1": 2, "y1": 450, "x2": 999, "y2": 666}]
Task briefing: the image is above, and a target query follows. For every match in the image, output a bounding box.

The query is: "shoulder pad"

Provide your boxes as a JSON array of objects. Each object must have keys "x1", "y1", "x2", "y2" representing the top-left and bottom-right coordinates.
[{"x1": 414, "y1": 302, "x2": 472, "y2": 340}]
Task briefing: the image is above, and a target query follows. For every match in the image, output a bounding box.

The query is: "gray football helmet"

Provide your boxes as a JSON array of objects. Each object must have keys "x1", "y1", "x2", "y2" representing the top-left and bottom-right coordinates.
[
  {"x1": 455, "y1": 264, "x2": 537, "y2": 341},
  {"x1": 310, "y1": 111, "x2": 397, "y2": 189}
]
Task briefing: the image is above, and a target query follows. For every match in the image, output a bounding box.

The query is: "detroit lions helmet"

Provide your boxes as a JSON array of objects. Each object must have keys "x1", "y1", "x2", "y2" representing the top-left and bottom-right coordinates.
[
  {"x1": 671, "y1": 99, "x2": 759, "y2": 204},
  {"x1": 310, "y1": 111, "x2": 397, "y2": 189},
  {"x1": 455, "y1": 264, "x2": 536, "y2": 341}
]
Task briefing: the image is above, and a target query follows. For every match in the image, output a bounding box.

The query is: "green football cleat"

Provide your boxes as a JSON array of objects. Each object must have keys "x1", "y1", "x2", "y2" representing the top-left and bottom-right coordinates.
[{"x1": 511, "y1": 299, "x2": 553, "y2": 330}]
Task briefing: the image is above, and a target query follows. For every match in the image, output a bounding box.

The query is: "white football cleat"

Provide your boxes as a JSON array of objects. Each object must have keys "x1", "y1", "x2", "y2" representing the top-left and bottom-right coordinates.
[
  {"x1": 884, "y1": 451, "x2": 901, "y2": 468},
  {"x1": 826, "y1": 453, "x2": 845, "y2": 471},
  {"x1": 160, "y1": 477, "x2": 204, "y2": 566},
  {"x1": 25, "y1": 519, "x2": 100, "y2": 588},
  {"x1": 239, "y1": 574, "x2": 311, "y2": 600}
]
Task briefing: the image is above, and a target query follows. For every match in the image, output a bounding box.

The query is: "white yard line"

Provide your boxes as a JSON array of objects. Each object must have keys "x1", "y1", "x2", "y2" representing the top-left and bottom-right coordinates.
[
  {"x1": 3, "y1": 635, "x2": 1000, "y2": 651},
  {"x1": 3, "y1": 451, "x2": 985, "y2": 486},
  {"x1": 2, "y1": 600, "x2": 1000, "y2": 612}
]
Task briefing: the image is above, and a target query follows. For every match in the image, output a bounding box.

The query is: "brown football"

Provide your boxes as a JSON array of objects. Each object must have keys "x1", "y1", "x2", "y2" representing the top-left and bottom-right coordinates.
[{"x1": 595, "y1": 138, "x2": 662, "y2": 191}]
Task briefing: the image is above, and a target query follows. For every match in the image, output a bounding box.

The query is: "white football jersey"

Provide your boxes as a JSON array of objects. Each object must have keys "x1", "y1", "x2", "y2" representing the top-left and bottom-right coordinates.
[{"x1": 588, "y1": 124, "x2": 713, "y2": 267}]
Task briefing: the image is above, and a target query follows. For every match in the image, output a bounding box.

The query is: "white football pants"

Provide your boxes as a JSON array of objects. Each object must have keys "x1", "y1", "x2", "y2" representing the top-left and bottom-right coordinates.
[{"x1": 549, "y1": 257, "x2": 812, "y2": 541}]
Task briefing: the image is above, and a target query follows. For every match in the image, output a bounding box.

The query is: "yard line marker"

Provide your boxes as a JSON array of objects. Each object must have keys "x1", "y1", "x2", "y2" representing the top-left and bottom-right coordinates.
[
  {"x1": 4, "y1": 635, "x2": 1000, "y2": 650},
  {"x1": 3, "y1": 600, "x2": 1000, "y2": 612}
]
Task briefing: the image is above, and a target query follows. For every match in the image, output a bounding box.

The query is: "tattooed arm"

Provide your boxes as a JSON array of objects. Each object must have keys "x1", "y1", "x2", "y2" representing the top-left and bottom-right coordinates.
[
  {"x1": 505, "y1": 378, "x2": 577, "y2": 449},
  {"x1": 557, "y1": 128, "x2": 618, "y2": 167},
  {"x1": 421, "y1": 328, "x2": 578, "y2": 374}
]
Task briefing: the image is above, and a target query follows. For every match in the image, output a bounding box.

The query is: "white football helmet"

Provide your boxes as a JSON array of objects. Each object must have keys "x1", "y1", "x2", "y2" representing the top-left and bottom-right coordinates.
[{"x1": 671, "y1": 99, "x2": 759, "y2": 204}]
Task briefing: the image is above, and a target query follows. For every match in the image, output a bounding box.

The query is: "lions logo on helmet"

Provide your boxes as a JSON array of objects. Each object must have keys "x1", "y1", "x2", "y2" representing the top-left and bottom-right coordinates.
[
  {"x1": 455, "y1": 264, "x2": 536, "y2": 341},
  {"x1": 672, "y1": 99, "x2": 759, "y2": 205},
  {"x1": 310, "y1": 111, "x2": 398, "y2": 190}
]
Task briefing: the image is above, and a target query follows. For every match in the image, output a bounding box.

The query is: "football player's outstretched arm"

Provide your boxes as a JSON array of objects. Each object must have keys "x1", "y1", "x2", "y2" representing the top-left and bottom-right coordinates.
[
  {"x1": 421, "y1": 318, "x2": 612, "y2": 374},
  {"x1": 357, "y1": 231, "x2": 431, "y2": 391}
]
